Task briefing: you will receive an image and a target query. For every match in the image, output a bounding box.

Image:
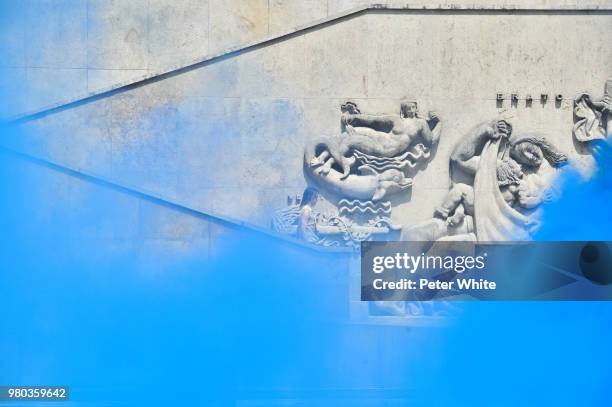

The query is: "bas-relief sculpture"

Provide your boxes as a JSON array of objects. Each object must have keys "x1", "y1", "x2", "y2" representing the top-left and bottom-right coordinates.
[
  {"x1": 306, "y1": 101, "x2": 440, "y2": 186},
  {"x1": 573, "y1": 79, "x2": 612, "y2": 143},
  {"x1": 404, "y1": 119, "x2": 568, "y2": 244},
  {"x1": 273, "y1": 78, "x2": 612, "y2": 248},
  {"x1": 271, "y1": 188, "x2": 401, "y2": 247},
  {"x1": 273, "y1": 100, "x2": 440, "y2": 247}
]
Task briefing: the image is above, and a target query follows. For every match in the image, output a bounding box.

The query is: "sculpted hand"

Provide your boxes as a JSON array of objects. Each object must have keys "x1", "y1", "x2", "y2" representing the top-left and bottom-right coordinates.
[
  {"x1": 427, "y1": 111, "x2": 440, "y2": 128},
  {"x1": 492, "y1": 120, "x2": 512, "y2": 139}
]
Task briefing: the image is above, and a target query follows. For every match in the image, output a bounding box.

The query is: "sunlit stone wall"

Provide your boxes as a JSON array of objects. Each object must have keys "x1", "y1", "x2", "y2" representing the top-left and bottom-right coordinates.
[{"x1": 8, "y1": 7, "x2": 611, "y2": 232}]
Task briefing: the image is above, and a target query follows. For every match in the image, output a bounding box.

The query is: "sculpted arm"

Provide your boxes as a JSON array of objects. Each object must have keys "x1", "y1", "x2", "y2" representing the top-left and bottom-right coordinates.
[
  {"x1": 450, "y1": 120, "x2": 509, "y2": 177},
  {"x1": 419, "y1": 112, "x2": 441, "y2": 146},
  {"x1": 342, "y1": 113, "x2": 398, "y2": 132}
]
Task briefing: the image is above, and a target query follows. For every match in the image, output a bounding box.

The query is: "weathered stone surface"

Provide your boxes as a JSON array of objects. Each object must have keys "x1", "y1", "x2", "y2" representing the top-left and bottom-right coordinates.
[
  {"x1": 25, "y1": 67, "x2": 88, "y2": 110},
  {"x1": 269, "y1": 0, "x2": 328, "y2": 34},
  {"x1": 87, "y1": 0, "x2": 149, "y2": 70},
  {"x1": 23, "y1": 0, "x2": 88, "y2": 69},
  {"x1": 6, "y1": 10, "x2": 612, "y2": 234},
  {"x1": 148, "y1": 0, "x2": 210, "y2": 70},
  {"x1": 209, "y1": 0, "x2": 269, "y2": 54},
  {"x1": 3, "y1": 1, "x2": 611, "y2": 116},
  {"x1": 0, "y1": 68, "x2": 29, "y2": 117}
]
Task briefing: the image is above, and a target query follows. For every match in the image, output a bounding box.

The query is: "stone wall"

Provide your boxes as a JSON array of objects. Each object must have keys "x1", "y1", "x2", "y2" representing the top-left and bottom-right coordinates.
[
  {"x1": 1, "y1": 1, "x2": 610, "y2": 117},
  {"x1": 7, "y1": 9, "x2": 611, "y2": 235}
]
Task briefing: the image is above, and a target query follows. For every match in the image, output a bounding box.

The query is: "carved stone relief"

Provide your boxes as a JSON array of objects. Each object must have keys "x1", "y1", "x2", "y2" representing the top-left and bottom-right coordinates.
[
  {"x1": 305, "y1": 100, "x2": 441, "y2": 201},
  {"x1": 273, "y1": 99, "x2": 441, "y2": 247},
  {"x1": 269, "y1": 86, "x2": 611, "y2": 247},
  {"x1": 403, "y1": 118, "x2": 568, "y2": 244},
  {"x1": 573, "y1": 78, "x2": 612, "y2": 143},
  {"x1": 271, "y1": 189, "x2": 401, "y2": 248}
]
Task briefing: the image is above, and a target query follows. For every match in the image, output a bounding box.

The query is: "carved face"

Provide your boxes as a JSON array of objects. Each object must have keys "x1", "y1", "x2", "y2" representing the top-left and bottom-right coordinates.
[
  {"x1": 511, "y1": 141, "x2": 543, "y2": 167},
  {"x1": 301, "y1": 187, "x2": 319, "y2": 207},
  {"x1": 496, "y1": 159, "x2": 523, "y2": 187},
  {"x1": 341, "y1": 101, "x2": 360, "y2": 115},
  {"x1": 400, "y1": 102, "x2": 418, "y2": 118}
]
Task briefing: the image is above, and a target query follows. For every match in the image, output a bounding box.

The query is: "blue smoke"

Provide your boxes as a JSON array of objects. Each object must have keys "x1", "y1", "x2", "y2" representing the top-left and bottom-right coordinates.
[{"x1": 536, "y1": 139, "x2": 612, "y2": 241}]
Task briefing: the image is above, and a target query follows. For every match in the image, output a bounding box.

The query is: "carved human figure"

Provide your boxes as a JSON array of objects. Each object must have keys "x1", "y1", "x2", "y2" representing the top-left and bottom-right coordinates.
[
  {"x1": 404, "y1": 120, "x2": 506, "y2": 243},
  {"x1": 342, "y1": 100, "x2": 440, "y2": 148},
  {"x1": 309, "y1": 100, "x2": 441, "y2": 178},
  {"x1": 508, "y1": 134, "x2": 568, "y2": 170},
  {"x1": 406, "y1": 118, "x2": 567, "y2": 243},
  {"x1": 449, "y1": 119, "x2": 512, "y2": 180},
  {"x1": 435, "y1": 183, "x2": 474, "y2": 228},
  {"x1": 298, "y1": 187, "x2": 319, "y2": 242},
  {"x1": 423, "y1": 159, "x2": 524, "y2": 236},
  {"x1": 574, "y1": 78, "x2": 612, "y2": 143},
  {"x1": 450, "y1": 118, "x2": 565, "y2": 189}
]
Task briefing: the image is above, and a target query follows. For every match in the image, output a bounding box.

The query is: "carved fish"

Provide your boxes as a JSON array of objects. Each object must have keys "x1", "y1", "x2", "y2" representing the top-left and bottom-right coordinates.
[{"x1": 304, "y1": 155, "x2": 412, "y2": 201}]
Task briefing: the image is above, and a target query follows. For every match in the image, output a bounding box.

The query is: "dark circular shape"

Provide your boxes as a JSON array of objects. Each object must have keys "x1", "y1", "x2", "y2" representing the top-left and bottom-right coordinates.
[
  {"x1": 580, "y1": 242, "x2": 612, "y2": 285},
  {"x1": 581, "y1": 243, "x2": 599, "y2": 263}
]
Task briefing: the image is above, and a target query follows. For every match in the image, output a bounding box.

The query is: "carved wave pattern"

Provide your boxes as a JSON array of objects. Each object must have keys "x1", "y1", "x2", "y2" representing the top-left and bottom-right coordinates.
[
  {"x1": 338, "y1": 199, "x2": 392, "y2": 216},
  {"x1": 353, "y1": 143, "x2": 431, "y2": 173},
  {"x1": 271, "y1": 205, "x2": 300, "y2": 235}
]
